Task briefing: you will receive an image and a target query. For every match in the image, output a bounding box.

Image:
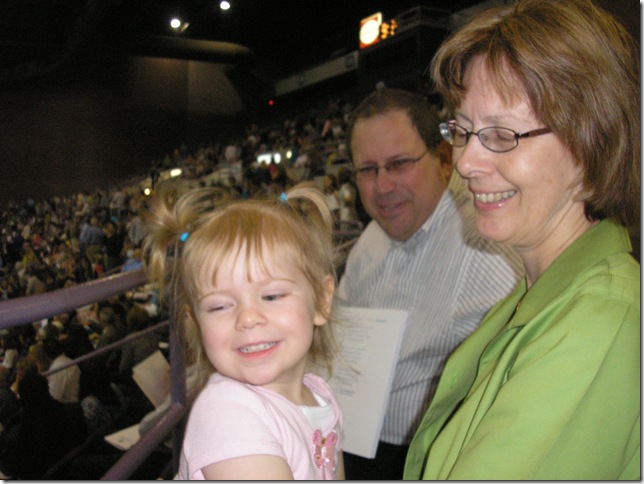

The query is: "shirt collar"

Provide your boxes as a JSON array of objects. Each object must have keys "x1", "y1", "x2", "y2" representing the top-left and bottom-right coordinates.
[{"x1": 511, "y1": 218, "x2": 632, "y2": 328}]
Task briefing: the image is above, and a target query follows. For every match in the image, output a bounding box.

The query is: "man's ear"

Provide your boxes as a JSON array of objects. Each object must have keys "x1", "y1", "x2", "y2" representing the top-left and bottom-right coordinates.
[
  {"x1": 314, "y1": 275, "x2": 335, "y2": 326},
  {"x1": 436, "y1": 140, "x2": 453, "y2": 185}
]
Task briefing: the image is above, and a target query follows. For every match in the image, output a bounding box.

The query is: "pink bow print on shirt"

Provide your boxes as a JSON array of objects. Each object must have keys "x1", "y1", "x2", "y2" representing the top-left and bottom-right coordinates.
[{"x1": 312, "y1": 429, "x2": 337, "y2": 479}]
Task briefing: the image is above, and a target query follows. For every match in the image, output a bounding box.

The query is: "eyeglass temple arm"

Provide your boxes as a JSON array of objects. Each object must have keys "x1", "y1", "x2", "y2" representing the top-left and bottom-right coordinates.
[{"x1": 517, "y1": 127, "x2": 552, "y2": 138}]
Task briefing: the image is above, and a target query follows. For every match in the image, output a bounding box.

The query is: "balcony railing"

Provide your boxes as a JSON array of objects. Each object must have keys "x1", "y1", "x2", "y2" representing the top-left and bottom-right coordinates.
[{"x1": 0, "y1": 268, "x2": 188, "y2": 479}]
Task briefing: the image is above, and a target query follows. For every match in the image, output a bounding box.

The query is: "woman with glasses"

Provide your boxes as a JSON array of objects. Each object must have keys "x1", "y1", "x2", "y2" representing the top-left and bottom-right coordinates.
[{"x1": 404, "y1": 0, "x2": 640, "y2": 480}]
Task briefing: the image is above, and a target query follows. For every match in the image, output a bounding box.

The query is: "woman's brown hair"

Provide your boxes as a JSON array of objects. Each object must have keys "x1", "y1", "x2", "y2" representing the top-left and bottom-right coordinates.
[{"x1": 431, "y1": 0, "x2": 640, "y2": 226}]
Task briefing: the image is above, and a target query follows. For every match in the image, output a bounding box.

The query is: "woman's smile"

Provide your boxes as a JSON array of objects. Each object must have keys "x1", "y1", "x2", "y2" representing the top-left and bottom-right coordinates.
[{"x1": 473, "y1": 190, "x2": 516, "y2": 204}]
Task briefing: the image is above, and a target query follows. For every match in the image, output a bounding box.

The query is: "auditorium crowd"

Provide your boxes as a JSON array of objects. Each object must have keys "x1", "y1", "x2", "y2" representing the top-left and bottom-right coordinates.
[{"x1": 0, "y1": 94, "x2": 363, "y2": 299}]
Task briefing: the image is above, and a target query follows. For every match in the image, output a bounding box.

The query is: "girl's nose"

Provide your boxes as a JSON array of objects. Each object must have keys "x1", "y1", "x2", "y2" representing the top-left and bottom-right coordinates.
[{"x1": 235, "y1": 304, "x2": 266, "y2": 330}]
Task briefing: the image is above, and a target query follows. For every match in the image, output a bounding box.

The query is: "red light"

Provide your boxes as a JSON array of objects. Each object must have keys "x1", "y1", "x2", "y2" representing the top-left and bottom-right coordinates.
[{"x1": 268, "y1": 99, "x2": 274, "y2": 106}]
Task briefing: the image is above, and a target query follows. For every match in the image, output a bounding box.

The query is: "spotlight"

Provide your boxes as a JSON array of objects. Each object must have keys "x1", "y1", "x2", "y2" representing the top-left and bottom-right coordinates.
[{"x1": 170, "y1": 18, "x2": 190, "y2": 32}]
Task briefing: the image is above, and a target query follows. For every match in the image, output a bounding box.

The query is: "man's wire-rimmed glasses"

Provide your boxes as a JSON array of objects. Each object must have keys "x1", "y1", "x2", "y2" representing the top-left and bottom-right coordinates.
[{"x1": 355, "y1": 150, "x2": 428, "y2": 183}]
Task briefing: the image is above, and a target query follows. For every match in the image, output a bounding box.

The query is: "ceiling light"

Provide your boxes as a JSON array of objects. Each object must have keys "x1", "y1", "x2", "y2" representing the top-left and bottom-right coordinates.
[{"x1": 170, "y1": 18, "x2": 190, "y2": 32}]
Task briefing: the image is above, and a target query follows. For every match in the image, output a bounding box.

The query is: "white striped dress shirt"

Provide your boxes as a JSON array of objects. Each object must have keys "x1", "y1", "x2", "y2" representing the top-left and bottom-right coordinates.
[{"x1": 336, "y1": 174, "x2": 523, "y2": 445}]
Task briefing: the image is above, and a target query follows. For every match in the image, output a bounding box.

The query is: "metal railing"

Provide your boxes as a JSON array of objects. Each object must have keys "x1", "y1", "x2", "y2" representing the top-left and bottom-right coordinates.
[{"x1": 0, "y1": 268, "x2": 189, "y2": 480}]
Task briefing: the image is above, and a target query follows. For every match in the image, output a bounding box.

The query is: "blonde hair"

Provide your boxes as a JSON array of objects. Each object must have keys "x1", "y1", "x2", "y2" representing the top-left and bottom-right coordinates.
[
  {"x1": 27, "y1": 343, "x2": 50, "y2": 373},
  {"x1": 143, "y1": 183, "x2": 338, "y2": 384},
  {"x1": 430, "y1": 0, "x2": 639, "y2": 226}
]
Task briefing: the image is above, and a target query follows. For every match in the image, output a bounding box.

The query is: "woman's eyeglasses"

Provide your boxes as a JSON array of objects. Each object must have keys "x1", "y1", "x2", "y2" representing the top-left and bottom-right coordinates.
[{"x1": 439, "y1": 121, "x2": 551, "y2": 153}]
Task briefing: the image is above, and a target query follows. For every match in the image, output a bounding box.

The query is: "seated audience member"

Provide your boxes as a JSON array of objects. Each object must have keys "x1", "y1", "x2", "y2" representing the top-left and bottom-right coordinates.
[
  {"x1": 337, "y1": 88, "x2": 523, "y2": 479},
  {"x1": 0, "y1": 367, "x2": 87, "y2": 479},
  {"x1": 121, "y1": 246, "x2": 144, "y2": 272},
  {"x1": 98, "y1": 301, "x2": 128, "y2": 346},
  {"x1": 60, "y1": 320, "x2": 118, "y2": 408},
  {"x1": 96, "y1": 305, "x2": 127, "y2": 349},
  {"x1": 323, "y1": 174, "x2": 341, "y2": 222},
  {"x1": 336, "y1": 167, "x2": 359, "y2": 229},
  {"x1": 42, "y1": 337, "x2": 81, "y2": 403},
  {"x1": 0, "y1": 367, "x2": 20, "y2": 445},
  {"x1": 73, "y1": 254, "x2": 97, "y2": 283},
  {"x1": 103, "y1": 220, "x2": 125, "y2": 271},
  {"x1": 60, "y1": 320, "x2": 95, "y2": 360},
  {"x1": 0, "y1": 330, "x2": 20, "y2": 374},
  {"x1": 27, "y1": 342, "x2": 51, "y2": 373},
  {"x1": 118, "y1": 304, "x2": 159, "y2": 381}
]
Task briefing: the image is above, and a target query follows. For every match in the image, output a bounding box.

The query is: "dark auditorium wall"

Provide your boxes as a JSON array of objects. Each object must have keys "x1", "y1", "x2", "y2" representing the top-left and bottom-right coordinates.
[
  {"x1": 0, "y1": 0, "x2": 636, "y2": 209},
  {"x1": 0, "y1": 52, "x2": 251, "y2": 207}
]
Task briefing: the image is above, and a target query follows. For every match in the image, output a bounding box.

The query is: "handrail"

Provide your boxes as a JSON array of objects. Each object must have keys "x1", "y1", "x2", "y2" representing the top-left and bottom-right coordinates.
[
  {"x1": 0, "y1": 269, "x2": 148, "y2": 328},
  {"x1": 41, "y1": 320, "x2": 170, "y2": 377}
]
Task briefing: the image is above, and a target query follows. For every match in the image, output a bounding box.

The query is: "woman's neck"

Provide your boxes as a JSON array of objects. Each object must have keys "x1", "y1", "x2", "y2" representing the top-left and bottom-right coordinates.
[{"x1": 520, "y1": 216, "x2": 597, "y2": 288}]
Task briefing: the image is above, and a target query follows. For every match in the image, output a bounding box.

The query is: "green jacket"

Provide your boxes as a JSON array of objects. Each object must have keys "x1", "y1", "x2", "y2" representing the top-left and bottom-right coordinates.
[{"x1": 404, "y1": 219, "x2": 640, "y2": 480}]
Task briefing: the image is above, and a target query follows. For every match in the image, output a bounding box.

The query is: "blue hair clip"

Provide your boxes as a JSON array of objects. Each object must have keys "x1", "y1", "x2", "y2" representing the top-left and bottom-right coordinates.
[
  {"x1": 180, "y1": 232, "x2": 189, "y2": 242},
  {"x1": 279, "y1": 192, "x2": 288, "y2": 203}
]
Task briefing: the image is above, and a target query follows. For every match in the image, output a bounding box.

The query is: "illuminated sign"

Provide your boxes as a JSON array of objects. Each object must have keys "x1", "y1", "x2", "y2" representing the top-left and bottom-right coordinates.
[
  {"x1": 359, "y1": 13, "x2": 382, "y2": 49},
  {"x1": 359, "y1": 12, "x2": 399, "y2": 49}
]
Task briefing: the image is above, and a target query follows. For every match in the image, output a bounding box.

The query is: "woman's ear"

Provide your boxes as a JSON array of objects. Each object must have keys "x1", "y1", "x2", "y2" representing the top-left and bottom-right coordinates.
[
  {"x1": 314, "y1": 275, "x2": 335, "y2": 327},
  {"x1": 570, "y1": 160, "x2": 590, "y2": 200}
]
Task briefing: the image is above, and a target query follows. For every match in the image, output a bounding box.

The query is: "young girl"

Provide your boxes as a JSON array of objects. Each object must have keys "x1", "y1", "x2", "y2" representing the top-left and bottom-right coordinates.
[{"x1": 143, "y1": 183, "x2": 344, "y2": 480}]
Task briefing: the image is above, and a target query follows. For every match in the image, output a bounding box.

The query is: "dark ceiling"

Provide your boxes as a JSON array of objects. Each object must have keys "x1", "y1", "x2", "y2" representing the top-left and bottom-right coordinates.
[
  {"x1": 0, "y1": 0, "x2": 638, "y2": 85},
  {"x1": 0, "y1": 0, "x2": 489, "y2": 85}
]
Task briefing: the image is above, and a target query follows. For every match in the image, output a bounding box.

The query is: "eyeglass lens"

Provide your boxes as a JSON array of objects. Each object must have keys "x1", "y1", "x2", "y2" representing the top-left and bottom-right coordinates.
[{"x1": 450, "y1": 125, "x2": 518, "y2": 152}]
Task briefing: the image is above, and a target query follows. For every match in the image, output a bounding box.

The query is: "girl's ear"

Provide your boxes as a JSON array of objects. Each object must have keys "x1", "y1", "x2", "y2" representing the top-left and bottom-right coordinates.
[
  {"x1": 313, "y1": 275, "x2": 335, "y2": 327},
  {"x1": 185, "y1": 304, "x2": 200, "y2": 332}
]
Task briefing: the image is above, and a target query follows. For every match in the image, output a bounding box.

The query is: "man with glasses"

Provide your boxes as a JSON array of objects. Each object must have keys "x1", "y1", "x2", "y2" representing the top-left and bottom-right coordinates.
[{"x1": 336, "y1": 88, "x2": 523, "y2": 480}]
